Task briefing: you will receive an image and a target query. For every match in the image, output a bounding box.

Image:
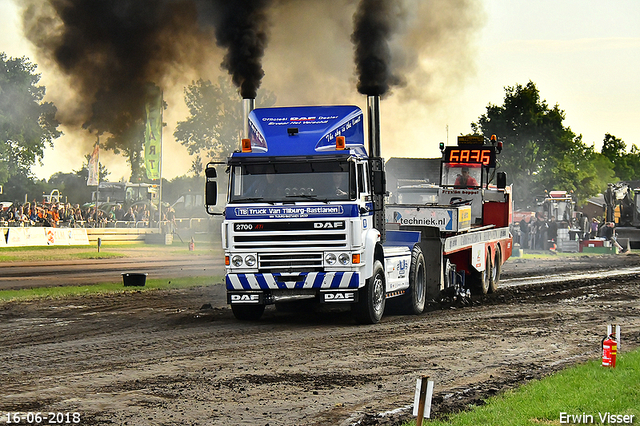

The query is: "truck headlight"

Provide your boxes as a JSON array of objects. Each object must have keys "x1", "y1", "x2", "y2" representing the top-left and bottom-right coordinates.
[
  {"x1": 338, "y1": 253, "x2": 350, "y2": 265},
  {"x1": 231, "y1": 255, "x2": 243, "y2": 267},
  {"x1": 325, "y1": 253, "x2": 337, "y2": 265},
  {"x1": 245, "y1": 255, "x2": 256, "y2": 267}
]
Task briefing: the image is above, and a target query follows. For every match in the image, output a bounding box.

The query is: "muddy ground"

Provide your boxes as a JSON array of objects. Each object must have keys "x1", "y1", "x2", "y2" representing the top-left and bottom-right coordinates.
[{"x1": 1, "y1": 253, "x2": 640, "y2": 426}]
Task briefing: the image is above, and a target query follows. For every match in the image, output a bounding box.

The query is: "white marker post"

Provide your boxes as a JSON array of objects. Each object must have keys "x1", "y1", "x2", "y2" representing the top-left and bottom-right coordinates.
[
  {"x1": 413, "y1": 375, "x2": 434, "y2": 426},
  {"x1": 607, "y1": 324, "x2": 621, "y2": 350}
]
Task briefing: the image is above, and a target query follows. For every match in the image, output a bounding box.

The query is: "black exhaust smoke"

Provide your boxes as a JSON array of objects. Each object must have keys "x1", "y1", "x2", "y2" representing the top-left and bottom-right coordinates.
[
  {"x1": 207, "y1": 0, "x2": 272, "y2": 99},
  {"x1": 351, "y1": 0, "x2": 403, "y2": 97},
  {"x1": 23, "y1": 0, "x2": 271, "y2": 139},
  {"x1": 23, "y1": 0, "x2": 205, "y2": 135}
]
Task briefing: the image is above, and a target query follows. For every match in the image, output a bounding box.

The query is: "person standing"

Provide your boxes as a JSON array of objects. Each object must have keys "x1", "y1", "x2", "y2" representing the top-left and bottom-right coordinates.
[
  {"x1": 519, "y1": 217, "x2": 530, "y2": 249},
  {"x1": 548, "y1": 216, "x2": 558, "y2": 245},
  {"x1": 590, "y1": 218, "x2": 599, "y2": 239}
]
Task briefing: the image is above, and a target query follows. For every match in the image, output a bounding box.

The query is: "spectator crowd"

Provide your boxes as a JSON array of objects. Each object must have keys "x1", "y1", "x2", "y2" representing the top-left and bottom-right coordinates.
[
  {"x1": 0, "y1": 200, "x2": 176, "y2": 229},
  {"x1": 513, "y1": 213, "x2": 627, "y2": 252}
]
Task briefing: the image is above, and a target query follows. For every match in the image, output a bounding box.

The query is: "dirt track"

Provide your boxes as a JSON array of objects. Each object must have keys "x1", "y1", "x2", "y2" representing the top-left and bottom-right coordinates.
[{"x1": 1, "y1": 253, "x2": 640, "y2": 426}]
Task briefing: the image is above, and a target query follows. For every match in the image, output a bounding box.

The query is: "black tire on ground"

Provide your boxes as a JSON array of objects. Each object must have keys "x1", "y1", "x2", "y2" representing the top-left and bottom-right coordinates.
[
  {"x1": 398, "y1": 245, "x2": 426, "y2": 315},
  {"x1": 490, "y1": 246, "x2": 501, "y2": 293},
  {"x1": 231, "y1": 304, "x2": 266, "y2": 321},
  {"x1": 352, "y1": 260, "x2": 386, "y2": 324},
  {"x1": 470, "y1": 250, "x2": 491, "y2": 295}
]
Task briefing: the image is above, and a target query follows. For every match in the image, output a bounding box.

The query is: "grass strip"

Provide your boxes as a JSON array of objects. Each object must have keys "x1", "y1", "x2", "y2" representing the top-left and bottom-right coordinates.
[
  {"x1": 405, "y1": 349, "x2": 640, "y2": 425},
  {"x1": 0, "y1": 276, "x2": 224, "y2": 302},
  {"x1": 0, "y1": 250, "x2": 125, "y2": 262}
]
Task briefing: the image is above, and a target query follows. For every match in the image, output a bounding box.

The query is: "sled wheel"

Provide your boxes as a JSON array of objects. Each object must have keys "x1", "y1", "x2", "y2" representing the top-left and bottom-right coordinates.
[
  {"x1": 471, "y1": 251, "x2": 491, "y2": 295},
  {"x1": 490, "y1": 246, "x2": 501, "y2": 293}
]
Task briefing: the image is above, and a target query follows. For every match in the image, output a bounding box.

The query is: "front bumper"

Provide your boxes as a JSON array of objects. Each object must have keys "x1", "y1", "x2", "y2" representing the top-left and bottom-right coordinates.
[{"x1": 226, "y1": 271, "x2": 360, "y2": 290}]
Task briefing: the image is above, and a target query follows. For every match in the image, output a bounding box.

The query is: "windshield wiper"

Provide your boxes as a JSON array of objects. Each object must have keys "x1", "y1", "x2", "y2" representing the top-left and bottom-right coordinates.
[{"x1": 233, "y1": 197, "x2": 264, "y2": 202}]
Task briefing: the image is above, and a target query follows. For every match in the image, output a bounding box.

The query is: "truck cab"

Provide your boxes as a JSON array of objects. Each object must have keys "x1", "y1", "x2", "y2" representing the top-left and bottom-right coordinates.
[{"x1": 206, "y1": 104, "x2": 423, "y2": 323}]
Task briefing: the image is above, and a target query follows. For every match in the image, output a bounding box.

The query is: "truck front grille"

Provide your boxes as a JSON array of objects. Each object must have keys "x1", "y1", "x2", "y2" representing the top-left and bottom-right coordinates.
[
  {"x1": 234, "y1": 233, "x2": 346, "y2": 249},
  {"x1": 259, "y1": 253, "x2": 324, "y2": 271}
]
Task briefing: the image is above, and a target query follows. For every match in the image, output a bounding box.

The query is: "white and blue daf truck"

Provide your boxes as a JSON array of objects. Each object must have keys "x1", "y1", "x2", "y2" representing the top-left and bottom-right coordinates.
[
  {"x1": 205, "y1": 97, "x2": 513, "y2": 323},
  {"x1": 205, "y1": 97, "x2": 428, "y2": 323}
]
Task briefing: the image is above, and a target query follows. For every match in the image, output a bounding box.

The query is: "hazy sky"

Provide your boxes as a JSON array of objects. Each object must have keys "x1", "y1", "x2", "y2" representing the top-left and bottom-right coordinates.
[{"x1": 1, "y1": 0, "x2": 639, "y2": 181}]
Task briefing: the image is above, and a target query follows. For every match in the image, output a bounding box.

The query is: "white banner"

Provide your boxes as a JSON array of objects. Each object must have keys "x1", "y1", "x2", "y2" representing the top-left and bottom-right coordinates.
[{"x1": 6, "y1": 227, "x2": 89, "y2": 247}]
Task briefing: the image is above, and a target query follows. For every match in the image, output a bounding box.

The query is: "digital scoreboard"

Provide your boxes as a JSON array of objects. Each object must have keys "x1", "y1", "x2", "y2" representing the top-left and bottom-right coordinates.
[{"x1": 443, "y1": 146, "x2": 496, "y2": 167}]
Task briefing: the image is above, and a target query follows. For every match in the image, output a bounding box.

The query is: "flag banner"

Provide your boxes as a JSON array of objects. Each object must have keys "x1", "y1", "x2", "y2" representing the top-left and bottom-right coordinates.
[
  {"x1": 87, "y1": 143, "x2": 99, "y2": 186},
  {"x1": 144, "y1": 86, "x2": 162, "y2": 180}
]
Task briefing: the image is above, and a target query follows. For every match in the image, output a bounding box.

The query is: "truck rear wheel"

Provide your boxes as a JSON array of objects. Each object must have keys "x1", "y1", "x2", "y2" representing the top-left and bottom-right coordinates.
[
  {"x1": 490, "y1": 246, "x2": 501, "y2": 293},
  {"x1": 352, "y1": 260, "x2": 386, "y2": 324},
  {"x1": 231, "y1": 304, "x2": 265, "y2": 321},
  {"x1": 398, "y1": 245, "x2": 426, "y2": 315}
]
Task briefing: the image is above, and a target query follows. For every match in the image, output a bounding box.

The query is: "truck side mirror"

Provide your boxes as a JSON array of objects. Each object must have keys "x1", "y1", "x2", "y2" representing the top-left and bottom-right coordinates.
[
  {"x1": 497, "y1": 171, "x2": 507, "y2": 189},
  {"x1": 205, "y1": 165, "x2": 217, "y2": 212}
]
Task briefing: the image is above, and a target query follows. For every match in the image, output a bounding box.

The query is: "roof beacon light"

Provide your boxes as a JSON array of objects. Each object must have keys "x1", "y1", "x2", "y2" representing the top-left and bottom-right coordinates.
[
  {"x1": 336, "y1": 136, "x2": 346, "y2": 150},
  {"x1": 241, "y1": 138, "x2": 252, "y2": 153},
  {"x1": 490, "y1": 135, "x2": 503, "y2": 154}
]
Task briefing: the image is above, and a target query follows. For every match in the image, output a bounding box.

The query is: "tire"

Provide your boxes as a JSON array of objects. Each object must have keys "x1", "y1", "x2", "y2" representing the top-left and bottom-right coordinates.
[
  {"x1": 471, "y1": 251, "x2": 491, "y2": 295},
  {"x1": 352, "y1": 260, "x2": 386, "y2": 324},
  {"x1": 231, "y1": 304, "x2": 265, "y2": 321},
  {"x1": 490, "y1": 246, "x2": 501, "y2": 293},
  {"x1": 399, "y1": 245, "x2": 426, "y2": 315}
]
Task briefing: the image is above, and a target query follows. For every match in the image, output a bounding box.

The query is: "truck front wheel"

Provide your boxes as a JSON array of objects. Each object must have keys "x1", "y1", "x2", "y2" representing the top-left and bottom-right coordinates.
[
  {"x1": 231, "y1": 304, "x2": 265, "y2": 321},
  {"x1": 352, "y1": 260, "x2": 386, "y2": 324}
]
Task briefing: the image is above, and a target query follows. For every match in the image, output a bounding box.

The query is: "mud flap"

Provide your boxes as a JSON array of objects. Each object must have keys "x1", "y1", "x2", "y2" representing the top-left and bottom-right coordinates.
[
  {"x1": 228, "y1": 292, "x2": 264, "y2": 305},
  {"x1": 471, "y1": 243, "x2": 486, "y2": 272}
]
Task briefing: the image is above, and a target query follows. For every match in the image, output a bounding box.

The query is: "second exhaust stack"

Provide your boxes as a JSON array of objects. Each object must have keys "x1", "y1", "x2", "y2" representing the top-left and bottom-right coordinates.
[
  {"x1": 367, "y1": 96, "x2": 381, "y2": 158},
  {"x1": 243, "y1": 98, "x2": 255, "y2": 140}
]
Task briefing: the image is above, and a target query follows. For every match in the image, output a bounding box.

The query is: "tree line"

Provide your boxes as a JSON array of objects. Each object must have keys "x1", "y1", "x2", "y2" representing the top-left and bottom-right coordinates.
[{"x1": 1, "y1": 53, "x2": 638, "y2": 209}]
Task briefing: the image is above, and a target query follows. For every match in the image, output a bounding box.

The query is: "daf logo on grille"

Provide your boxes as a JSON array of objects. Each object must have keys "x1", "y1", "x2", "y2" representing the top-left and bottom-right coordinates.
[{"x1": 313, "y1": 221, "x2": 345, "y2": 229}]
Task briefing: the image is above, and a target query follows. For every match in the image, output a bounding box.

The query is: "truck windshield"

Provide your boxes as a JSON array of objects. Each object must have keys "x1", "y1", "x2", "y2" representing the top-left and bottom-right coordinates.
[
  {"x1": 441, "y1": 164, "x2": 481, "y2": 189},
  {"x1": 229, "y1": 160, "x2": 353, "y2": 203},
  {"x1": 395, "y1": 186, "x2": 439, "y2": 204}
]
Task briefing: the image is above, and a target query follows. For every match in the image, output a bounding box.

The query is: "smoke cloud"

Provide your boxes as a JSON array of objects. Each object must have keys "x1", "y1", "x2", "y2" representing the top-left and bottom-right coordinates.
[
  {"x1": 351, "y1": 0, "x2": 404, "y2": 97},
  {"x1": 22, "y1": 0, "x2": 214, "y2": 135},
  {"x1": 19, "y1": 0, "x2": 484, "y2": 177},
  {"x1": 207, "y1": 0, "x2": 272, "y2": 99}
]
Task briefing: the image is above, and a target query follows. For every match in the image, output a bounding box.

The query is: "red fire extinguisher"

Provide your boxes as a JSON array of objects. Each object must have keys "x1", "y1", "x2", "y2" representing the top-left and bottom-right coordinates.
[{"x1": 602, "y1": 334, "x2": 617, "y2": 368}]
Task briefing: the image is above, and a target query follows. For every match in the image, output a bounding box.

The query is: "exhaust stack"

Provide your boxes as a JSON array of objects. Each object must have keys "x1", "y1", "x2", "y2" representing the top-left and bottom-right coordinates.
[
  {"x1": 367, "y1": 96, "x2": 381, "y2": 158},
  {"x1": 366, "y1": 95, "x2": 386, "y2": 242},
  {"x1": 243, "y1": 98, "x2": 255, "y2": 140}
]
